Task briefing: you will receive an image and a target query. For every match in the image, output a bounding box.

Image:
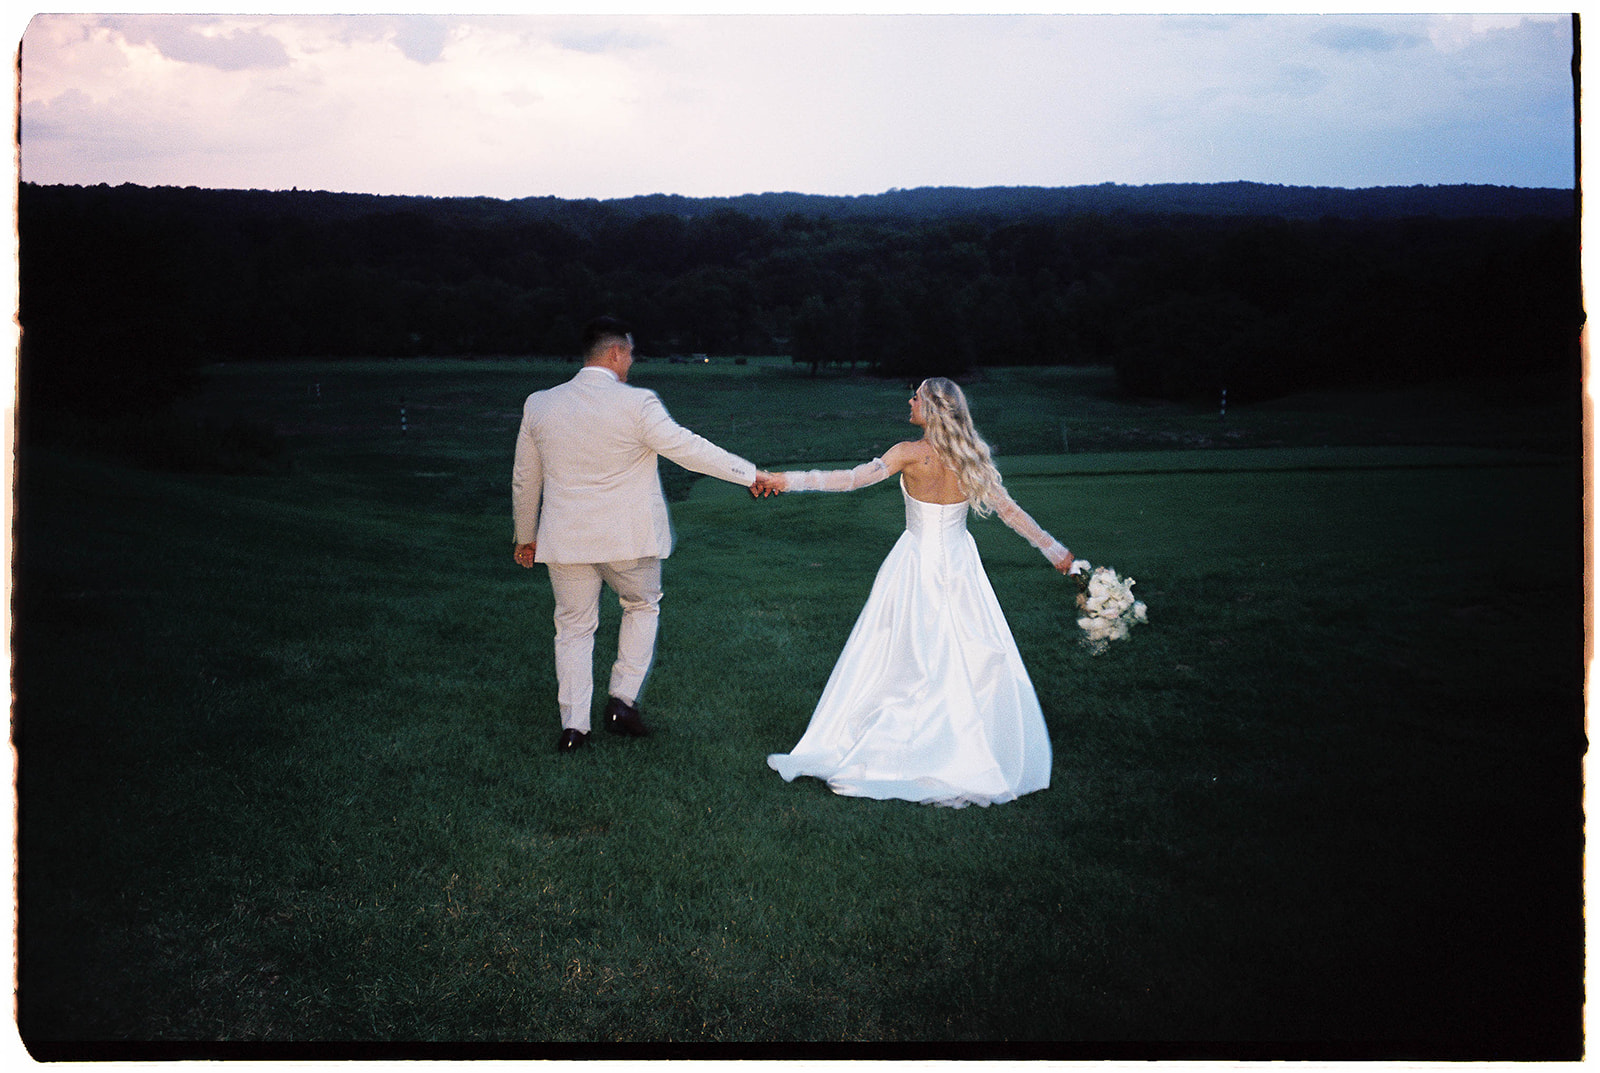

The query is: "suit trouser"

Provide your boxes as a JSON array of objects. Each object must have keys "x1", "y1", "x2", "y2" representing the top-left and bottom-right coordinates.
[{"x1": 545, "y1": 557, "x2": 663, "y2": 732}]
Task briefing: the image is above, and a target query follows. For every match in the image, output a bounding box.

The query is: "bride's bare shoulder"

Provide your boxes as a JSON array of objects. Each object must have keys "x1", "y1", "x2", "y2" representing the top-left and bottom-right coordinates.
[{"x1": 882, "y1": 440, "x2": 930, "y2": 468}]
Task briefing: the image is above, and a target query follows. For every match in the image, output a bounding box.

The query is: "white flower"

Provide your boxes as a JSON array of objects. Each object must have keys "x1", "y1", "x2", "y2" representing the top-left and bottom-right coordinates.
[{"x1": 1072, "y1": 563, "x2": 1148, "y2": 653}]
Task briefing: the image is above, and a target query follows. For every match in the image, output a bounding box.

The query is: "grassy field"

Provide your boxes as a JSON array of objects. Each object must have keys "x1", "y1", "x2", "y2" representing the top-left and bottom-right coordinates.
[{"x1": 15, "y1": 358, "x2": 1584, "y2": 1057}]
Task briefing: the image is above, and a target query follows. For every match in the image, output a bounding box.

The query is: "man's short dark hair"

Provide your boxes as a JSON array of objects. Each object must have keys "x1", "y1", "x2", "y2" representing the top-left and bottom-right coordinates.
[{"x1": 582, "y1": 316, "x2": 633, "y2": 358}]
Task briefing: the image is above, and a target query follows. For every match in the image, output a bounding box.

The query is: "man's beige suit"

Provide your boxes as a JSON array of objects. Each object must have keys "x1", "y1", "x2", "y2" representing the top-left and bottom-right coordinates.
[{"x1": 513, "y1": 366, "x2": 756, "y2": 731}]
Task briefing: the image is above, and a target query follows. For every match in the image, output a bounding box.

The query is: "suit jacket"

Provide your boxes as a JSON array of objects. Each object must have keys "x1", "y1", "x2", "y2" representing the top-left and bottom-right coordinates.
[{"x1": 512, "y1": 366, "x2": 756, "y2": 564}]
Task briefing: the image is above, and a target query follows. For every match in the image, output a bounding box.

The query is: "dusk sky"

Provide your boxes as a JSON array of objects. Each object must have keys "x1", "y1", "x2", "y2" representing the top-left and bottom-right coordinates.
[{"x1": 17, "y1": 7, "x2": 1577, "y2": 201}]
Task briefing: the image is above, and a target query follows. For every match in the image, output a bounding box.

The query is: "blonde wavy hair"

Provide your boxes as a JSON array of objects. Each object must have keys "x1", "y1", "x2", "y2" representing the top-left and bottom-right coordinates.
[{"x1": 917, "y1": 377, "x2": 1004, "y2": 517}]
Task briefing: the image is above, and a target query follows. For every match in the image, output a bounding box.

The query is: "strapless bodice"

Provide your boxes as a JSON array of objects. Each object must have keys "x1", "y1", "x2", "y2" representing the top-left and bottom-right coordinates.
[{"x1": 902, "y1": 477, "x2": 970, "y2": 547}]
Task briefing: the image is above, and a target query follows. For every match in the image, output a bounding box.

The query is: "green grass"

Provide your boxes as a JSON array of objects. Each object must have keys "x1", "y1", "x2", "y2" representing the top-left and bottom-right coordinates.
[{"x1": 16, "y1": 361, "x2": 1583, "y2": 1055}]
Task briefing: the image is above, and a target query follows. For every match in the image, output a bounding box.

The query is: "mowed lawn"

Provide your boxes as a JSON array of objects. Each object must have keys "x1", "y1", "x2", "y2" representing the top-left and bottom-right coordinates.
[{"x1": 15, "y1": 360, "x2": 1584, "y2": 1056}]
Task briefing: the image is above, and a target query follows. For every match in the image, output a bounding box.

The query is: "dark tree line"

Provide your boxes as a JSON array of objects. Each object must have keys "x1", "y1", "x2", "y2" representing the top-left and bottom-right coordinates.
[{"x1": 18, "y1": 181, "x2": 1581, "y2": 418}]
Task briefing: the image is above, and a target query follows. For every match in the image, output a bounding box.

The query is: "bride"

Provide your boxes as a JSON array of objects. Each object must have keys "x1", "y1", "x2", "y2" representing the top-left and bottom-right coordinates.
[{"x1": 753, "y1": 377, "x2": 1073, "y2": 808}]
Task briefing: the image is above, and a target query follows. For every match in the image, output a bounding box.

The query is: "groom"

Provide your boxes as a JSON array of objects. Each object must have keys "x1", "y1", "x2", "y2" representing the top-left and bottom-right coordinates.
[{"x1": 513, "y1": 316, "x2": 766, "y2": 752}]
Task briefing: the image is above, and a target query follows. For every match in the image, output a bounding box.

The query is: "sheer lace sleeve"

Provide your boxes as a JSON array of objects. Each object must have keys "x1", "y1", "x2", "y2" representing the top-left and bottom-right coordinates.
[
  {"x1": 782, "y1": 457, "x2": 891, "y2": 492},
  {"x1": 988, "y1": 486, "x2": 1071, "y2": 567}
]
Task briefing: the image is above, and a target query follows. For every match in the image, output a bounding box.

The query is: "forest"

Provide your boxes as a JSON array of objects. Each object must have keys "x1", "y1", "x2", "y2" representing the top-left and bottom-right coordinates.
[{"x1": 17, "y1": 180, "x2": 1582, "y2": 418}]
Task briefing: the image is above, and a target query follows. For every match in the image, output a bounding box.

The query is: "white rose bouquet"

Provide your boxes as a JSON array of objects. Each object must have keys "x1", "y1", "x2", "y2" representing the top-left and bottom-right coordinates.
[{"x1": 1068, "y1": 560, "x2": 1148, "y2": 654}]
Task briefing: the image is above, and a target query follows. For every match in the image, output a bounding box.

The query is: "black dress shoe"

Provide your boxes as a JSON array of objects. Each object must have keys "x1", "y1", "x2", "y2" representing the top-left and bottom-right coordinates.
[
  {"x1": 556, "y1": 728, "x2": 589, "y2": 752},
  {"x1": 604, "y1": 696, "x2": 651, "y2": 737}
]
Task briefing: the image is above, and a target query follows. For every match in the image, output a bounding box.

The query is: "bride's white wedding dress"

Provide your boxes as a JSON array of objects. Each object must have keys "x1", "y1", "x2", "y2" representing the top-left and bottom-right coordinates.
[{"x1": 767, "y1": 477, "x2": 1054, "y2": 808}]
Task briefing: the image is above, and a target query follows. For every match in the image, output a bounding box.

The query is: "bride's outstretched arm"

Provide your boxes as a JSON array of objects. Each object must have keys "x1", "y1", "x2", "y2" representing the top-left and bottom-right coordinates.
[
  {"x1": 755, "y1": 440, "x2": 923, "y2": 496},
  {"x1": 770, "y1": 456, "x2": 893, "y2": 492},
  {"x1": 989, "y1": 485, "x2": 1074, "y2": 573}
]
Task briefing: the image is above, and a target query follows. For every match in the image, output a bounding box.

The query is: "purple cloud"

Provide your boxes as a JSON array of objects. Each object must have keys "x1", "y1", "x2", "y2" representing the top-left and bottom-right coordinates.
[
  {"x1": 101, "y1": 15, "x2": 289, "y2": 72},
  {"x1": 392, "y1": 17, "x2": 448, "y2": 65}
]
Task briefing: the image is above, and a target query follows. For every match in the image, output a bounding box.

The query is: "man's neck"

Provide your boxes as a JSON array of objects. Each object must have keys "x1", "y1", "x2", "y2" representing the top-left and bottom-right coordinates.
[{"x1": 581, "y1": 363, "x2": 619, "y2": 381}]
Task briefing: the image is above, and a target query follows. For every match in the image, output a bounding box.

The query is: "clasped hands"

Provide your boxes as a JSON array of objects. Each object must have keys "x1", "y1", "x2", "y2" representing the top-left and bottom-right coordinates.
[{"x1": 749, "y1": 471, "x2": 787, "y2": 497}]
